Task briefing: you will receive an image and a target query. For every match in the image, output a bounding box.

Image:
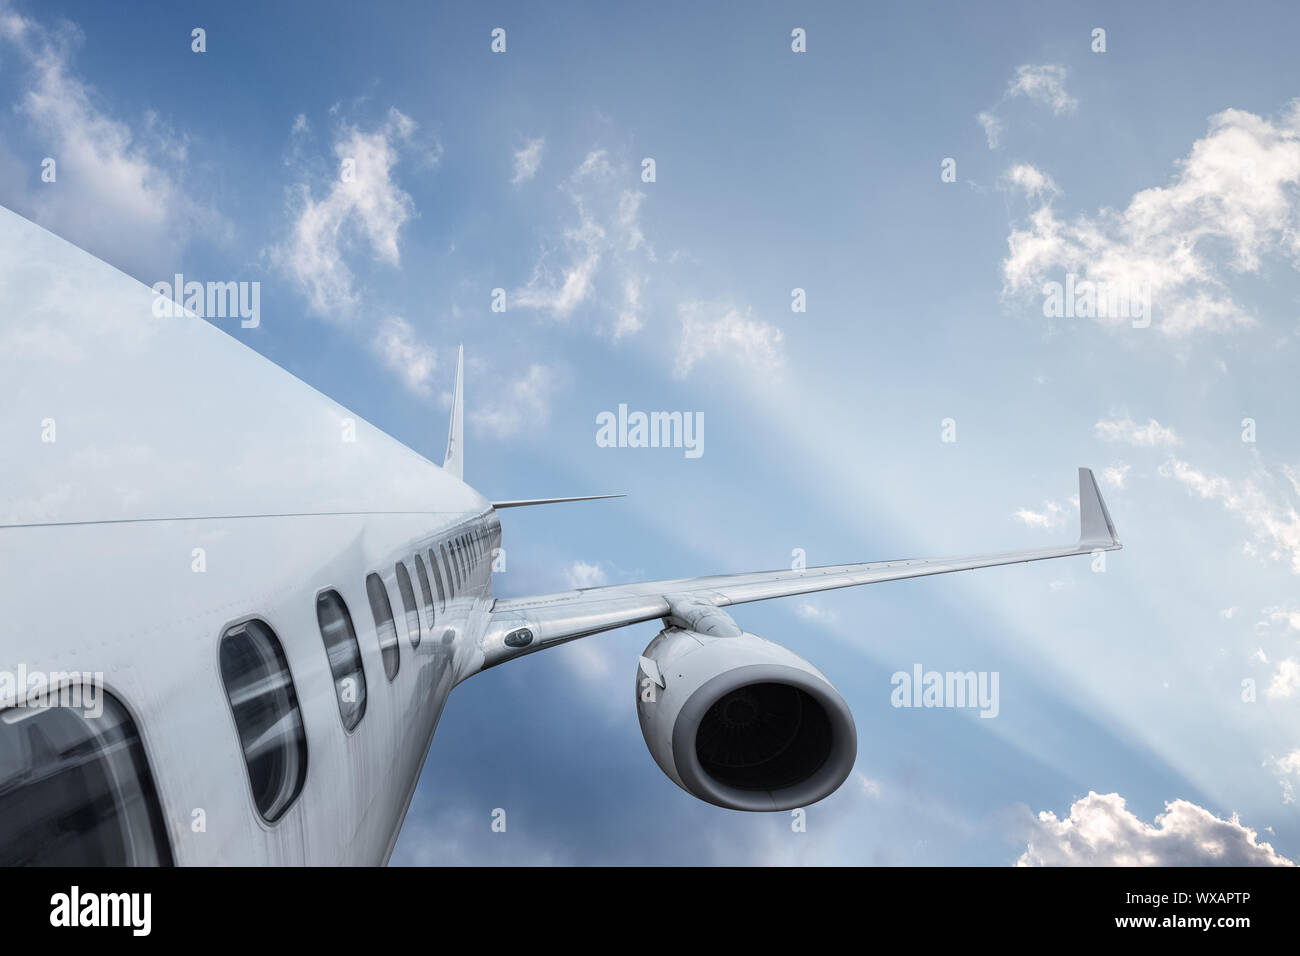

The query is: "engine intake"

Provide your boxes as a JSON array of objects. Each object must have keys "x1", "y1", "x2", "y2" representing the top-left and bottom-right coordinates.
[{"x1": 636, "y1": 624, "x2": 856, "y2": 811}]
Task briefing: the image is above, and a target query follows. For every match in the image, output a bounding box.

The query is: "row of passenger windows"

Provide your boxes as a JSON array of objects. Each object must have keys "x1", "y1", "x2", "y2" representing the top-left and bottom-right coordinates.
[
  {"x1": 0, "y1": 523, "x2": 497, "y2": 863},
  {"x1": 220, "y1": 523, "x2": 496, "y2": 823}
]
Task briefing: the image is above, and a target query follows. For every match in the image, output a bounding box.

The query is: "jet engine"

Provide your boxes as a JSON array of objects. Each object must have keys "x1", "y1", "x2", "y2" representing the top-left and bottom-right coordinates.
[{"x1": 635, "y1": 599, "x2": 856, "y2": 811}]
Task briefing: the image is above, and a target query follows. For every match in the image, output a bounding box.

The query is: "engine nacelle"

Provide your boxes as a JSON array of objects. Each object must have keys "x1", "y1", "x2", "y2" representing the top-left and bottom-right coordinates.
[{"x1": 635, "y1": 623, "x2": 857, "y2": 811}]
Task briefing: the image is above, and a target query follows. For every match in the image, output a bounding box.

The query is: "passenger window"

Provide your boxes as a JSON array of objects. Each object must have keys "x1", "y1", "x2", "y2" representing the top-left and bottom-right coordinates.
[
  {"x1": 428, "y1": 548, "x2": 446, "y2": 610},
  {"x1": 366, "y1": 573, "x2": 401, "y2": 680},
  {"x1": 219, "y1": 619, "x2": 309, "y2": 822},
  {"x1": 444, "y1": 540, "x2": 461, "y2": 591},
  {"x1": 413, "y1": 554, "x2": 436, "y2": 629},
  {"x1": 395, "y1": 562, "x2": 421, "y2": 648},
  {"x1": 0, "y1": 690, "x2": 172, "y2": 865},
  {"x1": 316, "y1": 590, "x2": 367, "y2": 731}
]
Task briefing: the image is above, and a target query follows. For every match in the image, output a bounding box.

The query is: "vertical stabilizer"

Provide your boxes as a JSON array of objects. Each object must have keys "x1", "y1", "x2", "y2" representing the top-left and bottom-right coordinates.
[{"x1": 443, "y1": 345, "x2": 464, "y2": 479}]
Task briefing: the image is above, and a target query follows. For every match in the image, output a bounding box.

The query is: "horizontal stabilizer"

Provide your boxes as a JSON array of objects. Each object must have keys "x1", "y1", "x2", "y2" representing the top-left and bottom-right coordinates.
[{"x1": 491, "y1": 494, "x2": 625, "y2": 510}]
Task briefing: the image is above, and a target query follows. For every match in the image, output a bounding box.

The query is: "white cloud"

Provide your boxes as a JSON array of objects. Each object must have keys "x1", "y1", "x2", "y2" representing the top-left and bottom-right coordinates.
[
  {"x1": 512, "y1": 136, "x2": 545, "y2": 184},
  {"x1": 1267, "y1": 658, "x2": 1300, "y2": 699},
  {"x1": 977, "y1": 111, "x2": 1004, "y2": 149},
  {"x1": 1258, "y1": 605, "x2": 1300, "y2": 630},
  {"x1": 372, "y1": 316, "x2": 436, "y2": 397},
  {"x1": 616, "y1": 190, "x2": 645, "y2": 251},
  {"x1": 1159, "y1": 457, "x2": 1300, "y2": 575},
  {"x1": 1013, "y1": 500, "x2": 1068, "y2": 530},
  {"x1": 391, "y1": 800, "x2": 574, "y2": 866},
  {"x1": 574, "y1": 148, "x2": 614, "y2": 181},
  {"x1": 1095, "y1": 416, "x2": 1181, "y2": 447},
  {"x1": 615, "y1": 274, "x2": 644, "y2": 340},
  {"x1": 1017, "y1": 791, "x2": 1293, "y2": 866},
  {"x1": 1007, "y1": 64, "x2": 1078, "y2": 115},
  {"x1": 976, "y1": 64, "x2": 1075, "y2": 151},
  {"x1": 674, "y1": 301, "x2": 785, "y2": 379},
  {"x1": 1274, "y1": 751, "x2": 1300, "y2": 805},
  {"x1": 514, "y1": 216, "x2": 604, "y2": 317},
  {"x1": 0, "y1": 3, "x2": 225, "y2": 269},
  {"x1": 857, "y1": 773, "x2": 883, "y2": 799},
  {"x1": 512, "y1": 149, "x2": 655, "y2": 337},
  {"x1": 795, "y1": 600, "x2": 839, "y2": 627},
  {"x1": 565, "y1": 560, "x2": 608, "y2": 589},
  {"x1": 1102, "y1": 462, "x2": 1132, "y2": 489},
  {"x1": 470, "y1": 363, "x2": 558, "y2": 439},
  {"x1": 1004, "y1": 163, "x2": 1059, "y2": 200},
  {"x1": 1003, "y1": 105, "x2": 1300, "y2": 336},
  {"x1": 273, "y1": 107, "x2": 418, "y2": 320}
]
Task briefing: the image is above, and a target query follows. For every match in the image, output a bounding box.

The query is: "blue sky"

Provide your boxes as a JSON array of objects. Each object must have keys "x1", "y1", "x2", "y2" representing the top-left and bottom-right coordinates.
[{"x1": 3, "y1": 0, "x2": 1300, "y2": 864}]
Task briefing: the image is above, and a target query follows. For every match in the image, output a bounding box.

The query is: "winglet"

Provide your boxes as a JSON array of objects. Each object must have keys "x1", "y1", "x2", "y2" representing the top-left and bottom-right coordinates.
[
  {"x1": 443, "y1": 345, "x2": 464, "y2": 480},
  {"x1": 1078, "y1": 467, "x2": 1120, "y2": 549}
]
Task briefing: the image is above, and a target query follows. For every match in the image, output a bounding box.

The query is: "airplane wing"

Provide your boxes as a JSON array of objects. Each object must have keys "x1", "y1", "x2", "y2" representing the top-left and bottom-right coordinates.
[{"x1": 478, "y1": 467, "x2": 1119, "y2": 670}]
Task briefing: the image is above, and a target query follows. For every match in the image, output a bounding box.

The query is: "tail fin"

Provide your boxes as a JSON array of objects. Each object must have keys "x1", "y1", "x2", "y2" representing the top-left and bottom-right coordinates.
[
  {"x1": 443, "y1": 345, "x2": 464, "y2": 480},
  {"x1": 1078, "y1": 467, "x2": 1120, "y2": 549}
]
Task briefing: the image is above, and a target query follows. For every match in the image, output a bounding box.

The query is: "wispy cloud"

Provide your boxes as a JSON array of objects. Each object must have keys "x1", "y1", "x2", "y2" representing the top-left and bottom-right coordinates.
[
  {"x1": 976, "y1": 64, "x2": 1076, "y2": 150},
  {"x1": 977, "y1": 111, "x2": 1004, "y2": 149},
  {"x1": 565, "y1": 560, "x2": 608, "y2": 589},
  {"x1": 1003, "y1": 163, "x2": 1059, "y2": 201},
  {"x1": 470, "y1": 362, "x2": 558, "y2": 438},
  {"x1": 272, "y1": 107, "x2": 420, "y2": 320},
  {"x1": 1102, "y1": 462, "x2": 1132, "y2": 489},
  {"x1": 1013, "y1": 500, "x2": 1068, "y2": 530},
  {"x1": 1003, "y1": 105, "x2": 1300, "y2": 336},
  {"x1": 1159, "y1": 456, "x2": 1300, "y2": 574},
  {"x1": 271, "y1": 106, "x2": 441, "y2": 398},
  {"x1": 512, "y1": 136, "x2": 545, "y2": 184},
  {"x1": 1275, "y1": 750, "x2": 1300, "y2": 804},
  {"x1": 0, "y1": 1, "x2": 226, "y2": 268},
  {"x1": 795, "y1": 600, "x2": 839, "y2": 627},
  {"x1": 1007, "y1": 64, "x2": 1077, "y2": 115},
  {"x1": 1095, "y1": 416, "x2": 1182, "y2": 447},
  {"x1": 373, "y1": 316, "x2": 437, "y2": 397},
  {"x1": 512, "y1": 148, "x2": 654, "y2": 337},
  {"x1": 674, "y1": 301, "x2": 785, "y2": 379}
]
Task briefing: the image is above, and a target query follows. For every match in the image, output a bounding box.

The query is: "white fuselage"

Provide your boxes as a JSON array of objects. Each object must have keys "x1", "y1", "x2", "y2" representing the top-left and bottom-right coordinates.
[{"x1": 0, "y1": 206, "x2": 499, "y2": 864}]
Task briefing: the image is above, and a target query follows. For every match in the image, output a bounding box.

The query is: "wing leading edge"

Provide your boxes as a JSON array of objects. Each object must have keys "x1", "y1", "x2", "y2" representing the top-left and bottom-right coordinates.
[{"x1": 477, "y1": 467, "x2": 1120, "y2": 671}]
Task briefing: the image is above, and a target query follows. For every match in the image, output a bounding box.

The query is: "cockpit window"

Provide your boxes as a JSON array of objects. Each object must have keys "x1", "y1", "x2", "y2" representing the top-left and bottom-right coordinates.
[
  {"x1": 219, "y1": 619, "x2": 309, "y2": 823},
  {"x1": 366, "y1": 573, "x2": 400, "y2": 680},
  {"x1": 316, "y1": 590, "x2": 367, "y2": 732},
  {"x1": 395, "y1": 562, "x2": 421, "y2": 648},
  {"x1": 0, "y1": 689, "x2": 173, "y2": 865}
]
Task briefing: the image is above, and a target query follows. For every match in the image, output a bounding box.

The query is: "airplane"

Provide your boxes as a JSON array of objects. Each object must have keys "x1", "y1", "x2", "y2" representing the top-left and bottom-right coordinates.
[{"x1": 0, "y1": 205, "x2": 1121, "y2": 865}]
